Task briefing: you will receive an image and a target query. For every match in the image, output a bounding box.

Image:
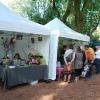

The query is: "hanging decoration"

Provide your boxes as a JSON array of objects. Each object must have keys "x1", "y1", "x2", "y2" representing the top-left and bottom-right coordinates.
[
  {"x1": 31, "y1": 37, "x2": 35, "y2": 43},
  {"x1": 1, "y1": 37, "x2": 10, "y2": 56},
  {"x1": 16, "y1": 34, "x2": 23, "y2": 40},
  {"x1": 38, "y1": 36, "x2": 42, "y2": 41},
  {"x1": 1, "y1": 36, "x2": 16, "y2": 56},
  {"x1": 9, "y1": 36, "x2": 16, "y2": 45}
]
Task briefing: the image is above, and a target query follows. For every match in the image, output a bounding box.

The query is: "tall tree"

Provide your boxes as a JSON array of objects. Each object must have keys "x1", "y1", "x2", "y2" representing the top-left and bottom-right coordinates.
[{"x1": 10, "y1": 0, "x2": 100, "y2": 39}]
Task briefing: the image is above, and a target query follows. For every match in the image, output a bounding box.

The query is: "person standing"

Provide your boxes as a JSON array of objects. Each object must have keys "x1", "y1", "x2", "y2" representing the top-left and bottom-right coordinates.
[
  {"x1": 93, "y1": 46, "x2": 100, "y2": 74},
  {"x1": 63, "y1": 44, "x2": 75, "y2": 83},
  {"x1": 74, "y1": 46, "x2": 83, "y2": 82},
  {"x1": 85, "y1": 45, "x2": 95, "y2": 64},
  {"x1": 59, "y1": 45, "x2": 67, "y2": 66},
  {"x1": 80, "y1": 46, "x2": 86, "y2": 67},
  {"x1": 85, "y1": 45, "x2": 95, "y2": 77},
  {"x1": 13, "y1": 53, "x2": 21, "y2": 66}
]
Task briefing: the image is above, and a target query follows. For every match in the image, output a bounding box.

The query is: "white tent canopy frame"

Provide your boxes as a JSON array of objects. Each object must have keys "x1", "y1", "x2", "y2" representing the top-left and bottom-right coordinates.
[
  {"x1": 0, "y1": 2, "x2": 51, "y2": 67},
  {"x1": 45, "y1": 18, "x2": 90, "y2": 41},
  {"x1": 0, "y1": 2, "x2": 51, "y2": 35},
  {"x1": 45, "y1": 18, "x2": 90, "y2": 80}
]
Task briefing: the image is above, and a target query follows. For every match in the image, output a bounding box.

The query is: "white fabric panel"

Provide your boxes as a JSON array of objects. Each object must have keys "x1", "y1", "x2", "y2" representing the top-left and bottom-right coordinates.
[
  {"x1": 48, "y1": 31, "x2": 59, "y2": 80},
  {"x1": 0, "y1": 2, "x2": 50, "y2": 35},
  {"x1": 14, "y1": 35, "x2": 50, "y2": 65},
  {"x1": 45, "y1": 18, "x2": 90, "y2": 80},
  {"x1": 31, "y1": 36, "x2": 50, "y2": 65},
  {"x1": 45, "y1": 18, "x2": 90, "y2": 42},
  {"x1": 0, "y1": 34, "x2": 50, "y2": 65}
]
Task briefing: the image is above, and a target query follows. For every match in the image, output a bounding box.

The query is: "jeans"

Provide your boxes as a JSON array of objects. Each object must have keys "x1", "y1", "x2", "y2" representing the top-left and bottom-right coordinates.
[
  {"x1": 85, "y1": 60, "x2": 92, "y2": 78},
  {"x1": 86, "y1": 67, "x2": 92, "y2": 78},
  {"x1": 93, "y1": 59, "x2": 100, "y2": 74}
]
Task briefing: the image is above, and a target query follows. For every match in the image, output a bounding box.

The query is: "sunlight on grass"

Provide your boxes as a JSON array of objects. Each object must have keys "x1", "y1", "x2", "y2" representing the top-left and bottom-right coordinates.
[{"x1": 37, "y1": 93, "x2": 56, "y2": 100}]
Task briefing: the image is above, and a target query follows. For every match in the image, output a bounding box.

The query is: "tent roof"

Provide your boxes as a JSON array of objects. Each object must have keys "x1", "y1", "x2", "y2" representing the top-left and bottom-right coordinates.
[
  {"x1": 0, "y1": 2, "x2": 50, "y2": 35},
  {"x1": 45, "y1": 18, "x2": 90, "y2": 41}
]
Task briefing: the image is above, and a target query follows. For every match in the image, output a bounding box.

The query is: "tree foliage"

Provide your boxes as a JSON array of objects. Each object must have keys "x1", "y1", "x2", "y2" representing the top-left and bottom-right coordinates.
[{"x1": 10, "y1": 0, "x2": 100, "y2": 40}]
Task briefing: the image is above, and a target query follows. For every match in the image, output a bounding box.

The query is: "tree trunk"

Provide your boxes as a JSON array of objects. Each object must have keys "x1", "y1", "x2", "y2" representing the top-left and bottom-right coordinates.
[
  {"x1": 62, "y1": 0, "x2": 70, "y2": 23},
  {"x1": 51, "y1": 0, "x2": 60, "y2": 17},
  {"x1": 74, "y1": 0, "x2": 84, "y2": 32}
]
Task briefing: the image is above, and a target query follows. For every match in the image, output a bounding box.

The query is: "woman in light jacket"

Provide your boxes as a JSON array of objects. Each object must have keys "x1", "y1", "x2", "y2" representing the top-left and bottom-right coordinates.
[
  {"x1": 63, "y1": 44, "x2": 75, "y2": 83},
  {"x1": 74, "y1": 46, "x2": 83, "y2": 82}
]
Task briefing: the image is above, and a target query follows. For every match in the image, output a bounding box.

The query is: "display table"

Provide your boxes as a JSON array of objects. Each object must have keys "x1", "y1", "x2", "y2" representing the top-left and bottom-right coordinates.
[
  {"x1": 0, "y1": 65, "x2": 48, "y2": 89},
  {"x1": 0, "y1": 66, "x2": 3, "y2": 80}
]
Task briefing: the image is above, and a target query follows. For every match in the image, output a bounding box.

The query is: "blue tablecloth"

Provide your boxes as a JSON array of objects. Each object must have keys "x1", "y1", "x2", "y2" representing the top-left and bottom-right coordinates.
[
  {"x1": 0, "y1": 65, "x2": 48, "y2": 88},
  {"x1": 0, "y1": 66, "x2": 3, "y2": 80}
]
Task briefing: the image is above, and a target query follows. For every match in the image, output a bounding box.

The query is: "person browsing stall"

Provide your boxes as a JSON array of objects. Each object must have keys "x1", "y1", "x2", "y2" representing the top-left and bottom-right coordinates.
[
  {"x1": 63, "y1": 44, "x2": 75, "y2": 83},
  {"x1": 85, "y1": 45, "x2": 95, "y2": 64},
  {"x1": 84, "y1": 45, "x2": 95, "y2": 78},
  {"x1": 93, "y1": 46, "x2": 100, "y2": 74}
]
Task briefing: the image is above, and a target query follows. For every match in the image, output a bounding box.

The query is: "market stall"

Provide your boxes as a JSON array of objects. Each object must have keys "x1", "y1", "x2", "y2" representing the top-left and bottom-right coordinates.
[
  {"x1": 0, "y1": 65, "x2": 48, "y2": 89},
  {"x1": 45, "y1": 18, "x2": 90, "y2": 80},
  {"x1": 0, "y1": 2, "x2": 51, "y2": 88}
]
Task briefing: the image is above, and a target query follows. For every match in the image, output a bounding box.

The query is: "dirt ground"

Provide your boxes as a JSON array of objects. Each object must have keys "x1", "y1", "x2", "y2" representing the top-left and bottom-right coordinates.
[{"x1": 0, "y1": 74, "x2": 100, "y2": 100}]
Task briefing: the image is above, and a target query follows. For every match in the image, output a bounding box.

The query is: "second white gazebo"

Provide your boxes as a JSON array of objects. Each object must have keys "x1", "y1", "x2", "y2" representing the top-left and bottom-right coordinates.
[{"x1": 45, "y1": 18, "x2": 90, "y2": 80}]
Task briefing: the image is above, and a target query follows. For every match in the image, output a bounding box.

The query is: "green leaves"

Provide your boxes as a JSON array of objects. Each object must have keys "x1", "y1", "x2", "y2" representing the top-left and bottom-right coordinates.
[
  {"x1": 92, "y1": 0, "x2": 96, "y2": 3},
  {"x1": 9, "y1": 0, "x2": 100, "y2": 41}
]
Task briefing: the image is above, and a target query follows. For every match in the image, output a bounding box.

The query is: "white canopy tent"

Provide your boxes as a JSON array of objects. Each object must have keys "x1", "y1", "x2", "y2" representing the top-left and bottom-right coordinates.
[
  {"x1": 0, "y1": 2, "x2": 50, "y2": 35},
  {"x1": 0, "y1": 2, "x2": 51, "y2": 67},
  {"x1": 45, "y1": 18, "x2": 90, "y2": 41},
  {"x1": 45, "y1": 18, "x2": 90, "y2": 80}
]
